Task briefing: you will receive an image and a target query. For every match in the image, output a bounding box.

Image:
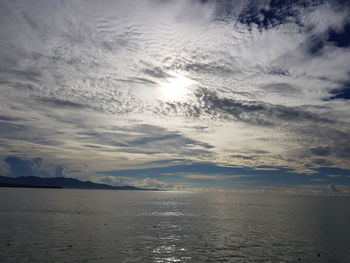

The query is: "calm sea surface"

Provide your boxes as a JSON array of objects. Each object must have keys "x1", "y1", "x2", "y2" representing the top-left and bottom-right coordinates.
[{"x1": 0, "y1": 188, "x2": 349, "y2": 263}]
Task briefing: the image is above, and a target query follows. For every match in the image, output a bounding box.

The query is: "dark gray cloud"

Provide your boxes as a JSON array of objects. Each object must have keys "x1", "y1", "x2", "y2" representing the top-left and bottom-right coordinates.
[
  {"x1": 184, "y1": 61, "x2": 240, "y2": 76},
  {"x1": 0, "y1": 68, "x2": 41, "y2": 82},
  {"x1": 141, "y1": 158, "x2": 194, "y2": 167},
  {"x1": 311, "y1": 158, "x2": 334, "y2": 166},
  {"x1": 0, "y1": 122, "x2": 64, "y2": 146},
  {"x1": 76, "y1": 124, "x2": 214, "y2": 156},
  {"x1": 158, "y1": 88, "x2": 334, "y2": 126},
  {"x1": 141, "y1": 62, "x2": 171, "y2": 79},
  {"x1": 4, "y1": 156, "x2": 65, "y2": 178},
  {"x1": 261, "y1": 83, "x2": 299, "y2": 94},
  {"x1": 127, "y1": 77, "x2": 158, "y2": 85},
  {"x1": 230, "y1": 154, "x2": 255, "y2": 160},
  {"x1": 310, "y1": 146, "x2": 331, "y2": 156},
  {"x1": 298, "y1": 125, "x2": 350, "y2": 160},
  {"x1": 0, "y1": 115, "x2": 24, "y2": 122},
  {"x1": 38, "y1": 97, "x2": 90, "y2": 109}
]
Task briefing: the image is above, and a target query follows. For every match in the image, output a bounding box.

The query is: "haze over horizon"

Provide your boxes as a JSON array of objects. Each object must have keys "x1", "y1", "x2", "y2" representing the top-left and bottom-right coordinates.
[{"x1": 1, "y1": 0, "x2": 350, "y2": 192}]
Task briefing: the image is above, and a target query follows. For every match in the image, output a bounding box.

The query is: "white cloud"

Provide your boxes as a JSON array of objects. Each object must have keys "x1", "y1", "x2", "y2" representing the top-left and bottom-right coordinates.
[{"x1": 94, "y1": 175, "x2": 175, "y2": 190}]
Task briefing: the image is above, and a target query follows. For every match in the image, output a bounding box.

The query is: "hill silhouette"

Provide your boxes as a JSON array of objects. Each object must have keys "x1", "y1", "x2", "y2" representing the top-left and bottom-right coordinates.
[{"x1": 0, "y1": 175, "x2": 159, "y2": 191}]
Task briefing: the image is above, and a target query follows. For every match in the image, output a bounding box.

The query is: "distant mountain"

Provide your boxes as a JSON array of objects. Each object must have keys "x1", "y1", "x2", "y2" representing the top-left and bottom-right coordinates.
[{"x1": 0, "y1": 175, "x2": 159, "y2": 191}]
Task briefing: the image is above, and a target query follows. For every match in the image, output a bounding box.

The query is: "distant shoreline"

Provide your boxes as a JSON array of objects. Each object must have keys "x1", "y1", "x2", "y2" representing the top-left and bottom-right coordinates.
[
  {"x1": 0, "y1": 183, "x2": 164, "y2": 191},
  {"x1": 0, "y1": 183, "x2": 62, "y2": 189},
  {"x1": 0, "y1": 175, "x2": 162, "y2": 191}
]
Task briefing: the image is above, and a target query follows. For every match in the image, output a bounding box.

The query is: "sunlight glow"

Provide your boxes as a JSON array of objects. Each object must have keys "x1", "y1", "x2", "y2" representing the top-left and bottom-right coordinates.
[{"x1": 160, "y1": 74, "x2": 195, "y2": 101}]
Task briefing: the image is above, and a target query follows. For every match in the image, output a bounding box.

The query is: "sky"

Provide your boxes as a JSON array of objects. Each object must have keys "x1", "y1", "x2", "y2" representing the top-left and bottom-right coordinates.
[{"x1": 0, "y1": 0, "x2": 350, "y2": 192}]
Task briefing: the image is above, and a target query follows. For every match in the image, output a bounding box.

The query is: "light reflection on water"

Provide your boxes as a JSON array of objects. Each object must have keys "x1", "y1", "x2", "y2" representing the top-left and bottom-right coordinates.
[{"x1": 0, "y1": 188, "x2": 350, "y2": 262}]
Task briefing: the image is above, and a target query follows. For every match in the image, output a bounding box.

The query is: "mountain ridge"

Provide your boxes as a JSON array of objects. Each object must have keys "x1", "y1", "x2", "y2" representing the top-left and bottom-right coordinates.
[{"x1": 0, "y1": 175, "x2": 160, "y2": 191}]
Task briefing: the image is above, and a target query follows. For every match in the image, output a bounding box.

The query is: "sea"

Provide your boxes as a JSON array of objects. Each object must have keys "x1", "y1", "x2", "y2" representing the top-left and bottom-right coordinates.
[{"x1": 0, "y1": 188, "x2": 349, "y2": 263}]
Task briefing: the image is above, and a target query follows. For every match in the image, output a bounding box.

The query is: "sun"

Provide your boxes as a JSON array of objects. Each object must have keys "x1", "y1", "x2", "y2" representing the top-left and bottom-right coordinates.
[{"x1": 160, "y1": 73, "x2": 194, "y2": 101}]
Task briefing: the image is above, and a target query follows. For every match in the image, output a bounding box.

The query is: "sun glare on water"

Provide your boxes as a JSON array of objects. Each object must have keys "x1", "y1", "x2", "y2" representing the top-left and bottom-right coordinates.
[{"x1": 160, "y1": 74, "x2": 195, "y2": 101}]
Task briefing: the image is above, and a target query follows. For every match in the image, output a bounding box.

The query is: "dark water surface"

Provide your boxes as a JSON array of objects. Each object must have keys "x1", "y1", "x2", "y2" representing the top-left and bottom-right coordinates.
[{"x1": 0, "y1": 188, "x2": 349, "y2": 262}]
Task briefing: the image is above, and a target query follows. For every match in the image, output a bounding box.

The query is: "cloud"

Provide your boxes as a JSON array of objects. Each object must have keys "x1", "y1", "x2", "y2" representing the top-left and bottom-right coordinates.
[
  {"x1": 260, "y1": 83, "x2": 299, "y2": 94},
  {"x1": 159, "y1": 88, "x2": 334, "y2": 126},
  {"x1": 242, "y1": 184, "x2": 350, "y2": 195},
  {"x1": 326, "y1": 174, "x2": 343, "y2": 178},
  {"x1": 310, "y1": 178, "x2": 327, "y2": 182},
  {"x1": 98, "y1": 175, "x2": 173, "y2": 190},
  {"x1": 74, "y1": 124, "x2": 214, "y2": 156},
  {"x1": 184, "y1": 174, "x2": 255, "y2": 180},
  {"x1": 133, "y1": 177, "x2": 172, "y2": 189},
  {"x1": 328, "y1": 78, "x2": 350, "y2": 100},
  {"x1": 4, "y1": 156, "x2": 65, "y2": 178},
  {"x1": 38, "y1": 97, "x2": 90, "y2": 109},
  {"x1": 310, "y1": 146, "x2": 331, "y2": 156},
  {"x1": 237, "y1": 0, "x2": 304, "y2": 29},
  {"x1": 0, "y1": 0, "x2": 349, "y2": 189}
]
